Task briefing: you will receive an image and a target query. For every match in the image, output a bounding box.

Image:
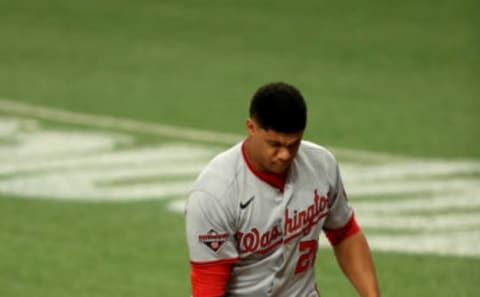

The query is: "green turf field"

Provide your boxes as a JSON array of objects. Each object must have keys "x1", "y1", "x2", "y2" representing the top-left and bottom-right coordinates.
[{"x1": 0, "y1": 0, "x2": 479, "y2": 296}]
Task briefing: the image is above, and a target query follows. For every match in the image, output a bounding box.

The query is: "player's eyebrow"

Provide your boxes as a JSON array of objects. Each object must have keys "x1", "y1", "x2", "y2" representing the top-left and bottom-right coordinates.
[{"x1": 267, "y1": 138, "x2": 301, "y2": 148}]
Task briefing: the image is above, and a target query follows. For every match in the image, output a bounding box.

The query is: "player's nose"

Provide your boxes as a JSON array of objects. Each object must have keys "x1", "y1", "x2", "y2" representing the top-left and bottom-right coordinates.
[{"x1": 277, "y1": 147, "x2": 292, "y2": 161}]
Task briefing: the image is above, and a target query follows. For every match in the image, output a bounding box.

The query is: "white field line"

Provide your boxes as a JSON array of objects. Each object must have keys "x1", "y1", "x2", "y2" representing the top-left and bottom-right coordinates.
[
  {"x1": 0, "y1": 130, "x2": 132, "y2": 160},
  {"x1": 0, "y1": 160, "x2": 208, "y2": 183},
  {"x1": 354, "y1": 193, "x2": 480, "y2": 213},
  {"x1": 0, "y1": 98, "x2": 404, "y2": 162},
  {"x1": 0, "y1": 99, "x2": 242, "y2": 144},
  {"x1": 0, "y1": 142, "x2": 216, "y2": 175},
  {"x1": 0, "y1": 165, "x2": 202, "y2": 201},
  {"x1": 356, "y1": 213, "x2": 480, "y2": 231},
  {"x1": 347, "y1": 178, "x2": 479, "y2": 196},
  {"x1": 365, "y1": 231, "x2": 480, "y2": 257},
  {"x1": 1, "y1": 107, "x2": 479, "y2": 257},
  {"x1": 0, "y1": 176, "x2": 193, "y2": 201},
  {"x1": 0, "y1": 117, "x2": 39, "y2": 136},
  {"x1": 342, "y1": 162, "x2": 480, "y2": 181},
  {"x1": 0, "y1": 145, "x2": 211, "y2": 200}
]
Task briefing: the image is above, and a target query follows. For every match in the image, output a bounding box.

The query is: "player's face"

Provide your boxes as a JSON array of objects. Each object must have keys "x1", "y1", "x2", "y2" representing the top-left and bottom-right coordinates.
[{"x1": 245, "y1": 118, "x2": 303, "y2": 175}]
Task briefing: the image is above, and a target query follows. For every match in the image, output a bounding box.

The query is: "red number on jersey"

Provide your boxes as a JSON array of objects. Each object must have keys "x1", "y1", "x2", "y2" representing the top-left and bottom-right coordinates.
[{"x1": 295, "y1": 240, "x2": 318, "y2": 274}]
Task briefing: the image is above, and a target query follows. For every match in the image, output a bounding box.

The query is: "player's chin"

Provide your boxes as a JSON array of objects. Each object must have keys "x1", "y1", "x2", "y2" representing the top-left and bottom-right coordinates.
[{"x1": 271, "y1": 163, "x2": 290, "y2": 174}]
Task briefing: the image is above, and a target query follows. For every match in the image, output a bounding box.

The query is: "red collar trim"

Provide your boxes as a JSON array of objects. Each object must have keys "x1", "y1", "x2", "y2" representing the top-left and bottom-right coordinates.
[{"x1": 241, "y1": 141, "x2": 286, "y2": 192}]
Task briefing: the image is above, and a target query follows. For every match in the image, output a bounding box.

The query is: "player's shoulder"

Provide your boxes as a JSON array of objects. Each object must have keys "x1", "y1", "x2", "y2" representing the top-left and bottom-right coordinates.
[
  {"x1": 191, "y1": 142, "x2": 243, "y2": 200},
  {"x1": 296, "y1": 140, "x2": 340, "y2": 187},
  {"x1": 299, "y1": 140, "x2": 338, "y2": 166}
]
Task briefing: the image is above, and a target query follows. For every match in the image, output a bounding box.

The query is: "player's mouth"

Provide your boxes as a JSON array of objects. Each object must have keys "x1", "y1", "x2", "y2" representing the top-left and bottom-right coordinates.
[{"x1": 272, "y1": 161, "x2": 291, "y2": 172}]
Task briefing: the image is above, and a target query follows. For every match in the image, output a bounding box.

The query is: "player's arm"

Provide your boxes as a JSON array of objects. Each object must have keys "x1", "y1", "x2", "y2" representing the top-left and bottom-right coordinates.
[
  {"x1": 332, "y1": 230, "x2": 380, "y2": 297},
  {"x1": 185, "y1": 190, "x2": 239, "y2": 297},
  {"x1": 323, "y1": 162, "x2": 380, "y2": 297},
  {"x1": 190, "y1": 259, "x2": 233, "y2": 297},
  {"x1": 324, "y1": 213, "x2": 379, "y2": 297}
]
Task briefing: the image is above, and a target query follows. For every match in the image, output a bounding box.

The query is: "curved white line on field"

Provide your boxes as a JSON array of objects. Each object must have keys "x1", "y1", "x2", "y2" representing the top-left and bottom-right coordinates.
[
  {"x1": 1, "y1": 99, "x2": 479, "y2": 258},
  {"x1": 0, "y1": 99, "x2": 242, "y2": 145},
  {"x1": 0, "y1": 98, "x2": 406, "y2": 162}
]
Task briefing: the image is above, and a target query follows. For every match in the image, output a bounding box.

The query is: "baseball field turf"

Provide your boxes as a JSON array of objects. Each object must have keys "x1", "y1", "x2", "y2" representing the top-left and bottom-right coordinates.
[{"x1": 0, "y1": 0, "x2": 478, "y2": 296}]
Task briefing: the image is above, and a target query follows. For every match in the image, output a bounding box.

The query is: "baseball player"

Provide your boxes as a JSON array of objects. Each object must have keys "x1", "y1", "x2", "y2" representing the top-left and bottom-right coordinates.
[{"x1": 185, "y1": 82, "x2": 380, "y2": 297}]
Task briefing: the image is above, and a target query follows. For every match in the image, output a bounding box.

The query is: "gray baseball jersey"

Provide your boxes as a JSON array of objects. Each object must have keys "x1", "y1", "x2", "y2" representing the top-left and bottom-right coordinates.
[{"x1": 186, "y1": 140, "x2": 353, "y2": 297}]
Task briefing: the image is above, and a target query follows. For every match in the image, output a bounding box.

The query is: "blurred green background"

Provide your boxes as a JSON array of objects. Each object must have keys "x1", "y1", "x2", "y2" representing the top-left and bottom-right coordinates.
[
  {"x1": 0, "y1": 0, "x2": 478, "y2": 296},
  {"x1": 1, "y1": 0, "x2": 478, "y2": 158}
]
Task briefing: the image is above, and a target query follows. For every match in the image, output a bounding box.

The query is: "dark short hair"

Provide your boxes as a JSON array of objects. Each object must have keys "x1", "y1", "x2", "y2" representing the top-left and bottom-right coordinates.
[{"x1": 249, "y1": 82, "x2": 307, "y2": 133}]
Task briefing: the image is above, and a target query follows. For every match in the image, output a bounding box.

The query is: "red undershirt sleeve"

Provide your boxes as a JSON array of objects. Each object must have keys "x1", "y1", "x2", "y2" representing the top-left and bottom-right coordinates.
[
  {"x1": 190, "y1": 260, "x2": 234, "y2": 297},
  {"x1": 324, "y1": 213, "x2": 361, "y2": 246}
]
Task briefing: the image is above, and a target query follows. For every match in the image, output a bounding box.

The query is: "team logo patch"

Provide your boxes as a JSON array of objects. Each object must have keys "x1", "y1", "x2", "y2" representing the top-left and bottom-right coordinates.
[{"x1": 198, "y1": 229, "x2": 229, "y2": 252}]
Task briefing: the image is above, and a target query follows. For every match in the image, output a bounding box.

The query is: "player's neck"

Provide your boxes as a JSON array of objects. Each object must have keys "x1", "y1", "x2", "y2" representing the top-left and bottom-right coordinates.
[{"x1": 241, "y1": 140, "x2": 287, "y2": 191}]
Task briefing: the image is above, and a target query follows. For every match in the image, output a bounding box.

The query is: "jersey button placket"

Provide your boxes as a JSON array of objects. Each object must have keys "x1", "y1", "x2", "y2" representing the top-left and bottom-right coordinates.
[{"x1": 280, "y1": 184, "x2": 294, "y2": 257}]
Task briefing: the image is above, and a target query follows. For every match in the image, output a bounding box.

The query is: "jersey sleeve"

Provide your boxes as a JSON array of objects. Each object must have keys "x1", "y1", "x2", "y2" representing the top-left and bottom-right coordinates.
[
  {"x1": 323, "y1": 164, "x2": 354, "y2": 230},
  {"x1": 185, "y1": 189, "x2": 239, "y2": 264}
]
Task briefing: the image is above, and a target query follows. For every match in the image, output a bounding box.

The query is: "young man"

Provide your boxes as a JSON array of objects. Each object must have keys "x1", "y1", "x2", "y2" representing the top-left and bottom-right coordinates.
[{"x1": 185, "y1": 82, "x2": 380, "y2": 297}]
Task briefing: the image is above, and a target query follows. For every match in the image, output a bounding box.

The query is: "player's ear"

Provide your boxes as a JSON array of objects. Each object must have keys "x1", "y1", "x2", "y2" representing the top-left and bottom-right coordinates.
[{"x1": 246, "y1": 118, "x2": 256, "y2": 135}]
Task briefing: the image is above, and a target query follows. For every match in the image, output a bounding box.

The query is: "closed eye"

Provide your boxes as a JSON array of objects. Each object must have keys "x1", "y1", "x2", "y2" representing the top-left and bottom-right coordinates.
[{"x1": 268, "y1": 141, "x2": 282, "y2": 148}]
